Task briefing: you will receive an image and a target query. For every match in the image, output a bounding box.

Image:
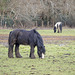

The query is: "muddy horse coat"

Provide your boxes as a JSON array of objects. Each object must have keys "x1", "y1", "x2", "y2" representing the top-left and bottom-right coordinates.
[
  {"x1": 8, "y1": 29, "x2": 45, "y2": 59},
  {"x1": 54, "y1": 22, "x2": 62, "y2": 33}
]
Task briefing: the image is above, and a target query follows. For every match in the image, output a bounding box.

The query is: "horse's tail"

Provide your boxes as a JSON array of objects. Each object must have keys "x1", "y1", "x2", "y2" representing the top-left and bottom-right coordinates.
[{"x1": 8, "y1": 31, "x2": 12, "y2": 45}]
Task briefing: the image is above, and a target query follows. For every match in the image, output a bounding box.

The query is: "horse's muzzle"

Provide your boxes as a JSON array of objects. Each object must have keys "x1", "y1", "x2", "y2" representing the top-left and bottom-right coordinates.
[{"x1": 41, "y1": 53, "x2": 44, "y2": 59}]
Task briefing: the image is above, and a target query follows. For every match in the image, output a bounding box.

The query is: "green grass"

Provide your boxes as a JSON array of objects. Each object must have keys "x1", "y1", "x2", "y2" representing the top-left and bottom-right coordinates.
[
  {"x1": 0, "y1": 42, "x2": 75, "y2": 75},
  {"x1": 0, "y1": 28, "x2": 75, "y2": 75},
  {"x1": 38, "y1": 29, "x2": 75, "y2": 36},
  {"x1": 0, "y1": 28, "x2": 75, "y2": 36},
  {"x1": 0, "y1": 29, "x2": 12, "y2": 34}
]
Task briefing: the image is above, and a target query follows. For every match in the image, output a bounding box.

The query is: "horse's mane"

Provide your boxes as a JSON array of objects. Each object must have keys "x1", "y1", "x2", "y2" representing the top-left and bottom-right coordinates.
[{"x1": 33, "y1": 29, "x2": 43, "y2": 47}]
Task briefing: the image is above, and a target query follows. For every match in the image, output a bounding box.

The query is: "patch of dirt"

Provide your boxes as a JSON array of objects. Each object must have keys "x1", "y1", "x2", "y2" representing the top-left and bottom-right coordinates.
[
  {"x1": 0, "y1": 34, "x2": 75, "y2": 46},
  {"x1": 42, "y1": 36, "x2": 75, "y2": 40},
  {"x1": 43, "y1": 35, "x2": 75, "y2": 44},
  {"x1": 42, "y1": 35, "x2": 75, "y2": 44},
  {"x1": 0, "y1": 34, "x2": 8, "y2": 47}
]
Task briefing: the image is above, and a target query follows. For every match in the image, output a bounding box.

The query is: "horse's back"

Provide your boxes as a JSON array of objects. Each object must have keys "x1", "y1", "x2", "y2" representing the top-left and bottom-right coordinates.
[
  {"x1": 8, "y1": 29, "x2": 29, "y2": 45},
  {"x1": 8, "y1": 29, "x2": 39, "y2": 45}
]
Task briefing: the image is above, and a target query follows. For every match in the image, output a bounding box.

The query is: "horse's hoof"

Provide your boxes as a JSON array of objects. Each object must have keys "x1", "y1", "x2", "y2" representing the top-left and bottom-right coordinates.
[
  {"x1": 30, "y1": 56, "x2": 36, "y2": 59},
  {"x1": 8, "y1": 56, "x2": 14, "y2": 58},
  {"x1": 16, "y1": 56, "x2": 22, "y2": 58}
]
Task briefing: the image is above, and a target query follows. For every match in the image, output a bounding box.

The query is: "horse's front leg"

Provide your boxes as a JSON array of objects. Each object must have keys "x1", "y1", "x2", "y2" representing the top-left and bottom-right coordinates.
[
  {"x1": 15, "y1": 44, "x2": 22, "y2": 58},
  {"x1": 58, "y1": 27, "x2": 60, "y2": 33},
  {"x1": 8, "y1": 45, "x2": 14, "y2": 58},
  {"x1": 29, "y1": 46, "x2": 35, "y2": 59}
]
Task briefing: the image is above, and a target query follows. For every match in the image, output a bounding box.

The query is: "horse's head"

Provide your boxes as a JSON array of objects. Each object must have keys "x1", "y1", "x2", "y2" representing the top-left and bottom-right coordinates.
[
  {"x1": 37, "y1": 45, "x2": 45, "y2": 59},
  {"x1": 33, "y1": 29, "x2": 46, "y2": 59},
  {"x1": 36, "y1": 34, "x2": 45, "y2": 59}
]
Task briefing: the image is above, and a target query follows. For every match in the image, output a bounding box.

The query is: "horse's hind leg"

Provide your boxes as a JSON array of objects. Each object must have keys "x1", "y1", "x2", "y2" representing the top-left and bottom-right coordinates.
[
  {"x1": 60, "y1": 24, "x2": 62, "y2": 33},
  {"x1": 8, "y1": 45, "x2": 14, "y2": 58},
  {"x1": 15, "y1": 44, "x2": 22, "y2": 58}
]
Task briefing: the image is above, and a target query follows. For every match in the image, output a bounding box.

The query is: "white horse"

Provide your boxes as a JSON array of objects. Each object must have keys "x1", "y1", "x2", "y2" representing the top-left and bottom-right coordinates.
[{"x1": 54, "y1": 22, "x2": 62, "y2": 33}]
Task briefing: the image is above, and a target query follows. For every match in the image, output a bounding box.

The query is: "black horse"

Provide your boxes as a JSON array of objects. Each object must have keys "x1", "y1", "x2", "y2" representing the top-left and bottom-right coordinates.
[{"x1": 8, "y1": 29, "x2": 45, "y2": 59}]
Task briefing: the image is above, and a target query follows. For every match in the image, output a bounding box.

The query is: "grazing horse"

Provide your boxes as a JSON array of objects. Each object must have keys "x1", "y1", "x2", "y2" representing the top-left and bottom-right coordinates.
[
  {"x1": 8, "y1": 29, "x2": 45, "y2": 59},
  {"x1": 54, "y1": 22, "x2": 62, "y2": 33}
]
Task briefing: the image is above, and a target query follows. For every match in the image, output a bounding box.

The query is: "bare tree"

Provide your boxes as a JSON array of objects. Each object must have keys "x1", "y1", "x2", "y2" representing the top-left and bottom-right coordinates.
[{"x1": 0, "y1": 0, "x2": 75, "y2": 28}]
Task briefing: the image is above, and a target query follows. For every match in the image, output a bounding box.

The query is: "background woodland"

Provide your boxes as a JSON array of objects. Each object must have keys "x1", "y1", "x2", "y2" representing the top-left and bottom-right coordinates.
[{"x1": 0, "y1": 0, "x2": 75, "y2": 28}]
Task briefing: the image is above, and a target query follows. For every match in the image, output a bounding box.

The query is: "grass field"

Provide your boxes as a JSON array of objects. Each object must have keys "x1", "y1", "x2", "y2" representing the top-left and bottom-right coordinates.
[
  {"x1": 0, "y1": 28, "x2": 75, "y2": 36},
  {"x1": 0, "y1": 28, "x2": 75, "y2": 75}
]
